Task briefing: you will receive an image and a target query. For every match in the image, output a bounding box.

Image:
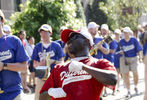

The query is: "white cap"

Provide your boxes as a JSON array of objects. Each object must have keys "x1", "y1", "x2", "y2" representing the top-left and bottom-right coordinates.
[
  {"x1": 88, "y1": 22, "x2": 99, "y2": 29},
  {"x1": 101, "y1": 24, "x2": 109, "y2": 30},
  {"x1": 60, "y1": 26, "x2": 67, "y2": 32},
  {"x1": 114, "y1": 29, "x2": 121, "y2": 34},
  {"x1": 80, "y1": 27, "x2": 94, "y2": 46},
  {"x1": 3, "y1": 25, "x2": 11, "y2": 32},
  {"x1": 38, "y1": 24, "x2": 52, "y2": 33},
  {"x1": 123, "y1": 27, "x2": 132, "y2": 33}
]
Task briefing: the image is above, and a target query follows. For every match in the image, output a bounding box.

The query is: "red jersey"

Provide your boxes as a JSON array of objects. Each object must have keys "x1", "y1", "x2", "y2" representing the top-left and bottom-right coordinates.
[{"x1": 40, "y1": 57, "x2": 116, "y2": 100}]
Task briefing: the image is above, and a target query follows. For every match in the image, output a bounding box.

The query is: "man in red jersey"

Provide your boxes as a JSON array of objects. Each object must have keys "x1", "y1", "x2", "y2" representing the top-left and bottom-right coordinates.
[{"x1": 39, "y1": 28, "x2": 117, "y2": 100}]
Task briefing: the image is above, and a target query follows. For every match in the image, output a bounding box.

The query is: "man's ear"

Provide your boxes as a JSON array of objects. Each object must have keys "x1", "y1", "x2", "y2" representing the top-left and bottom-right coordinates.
[{"x1": 1, "y1": 19, "x2": 4, "y2": 23}]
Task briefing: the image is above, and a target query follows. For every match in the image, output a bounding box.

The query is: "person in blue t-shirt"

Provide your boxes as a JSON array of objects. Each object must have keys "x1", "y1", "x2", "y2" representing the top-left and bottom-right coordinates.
[
  {"x1": 32, "y1": 24, "x2": 65, "y2": 100},
  {"x1": 113, "y1": 29, "x2": 122, "y2": 92},
  {"x1": 55, "y1": 26, "x2": 70, "y2": 62},
  {"x1": 0, "y1": 9, "x2": 29, "y2": 100},
  {"x1": 88, "y1": 22, "x2": 109, "y2": 59},
  {"x1": 119, "y1": 27, "x2": 142, "y2": 98}
]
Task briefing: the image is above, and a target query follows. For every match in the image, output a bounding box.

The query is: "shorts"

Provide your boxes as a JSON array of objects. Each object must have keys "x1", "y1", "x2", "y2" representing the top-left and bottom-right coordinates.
[
  {"x1": 120, "y1": 56, "x2": 138, "y2": 74},
  {"x1": 29, "y1": 60, "x2": 35, "y2": 72}
]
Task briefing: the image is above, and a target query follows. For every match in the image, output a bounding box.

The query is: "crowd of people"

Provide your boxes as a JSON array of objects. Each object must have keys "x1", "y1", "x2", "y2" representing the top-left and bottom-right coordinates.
[{"x1": 0, "y1": 9, "x2": 147, "y2": 100}]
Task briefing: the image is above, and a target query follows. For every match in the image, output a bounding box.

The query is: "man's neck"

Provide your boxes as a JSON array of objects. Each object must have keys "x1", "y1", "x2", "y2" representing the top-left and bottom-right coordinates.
[
  {"x1": 42, "y1": 39, "x2": 51, "y2": 44},
  {"x1": 125, "y1": 37, "x2": 130, "y2": 42},
  {"x1": 115, "y1": 38, "x2": 120, "y2": 42}
]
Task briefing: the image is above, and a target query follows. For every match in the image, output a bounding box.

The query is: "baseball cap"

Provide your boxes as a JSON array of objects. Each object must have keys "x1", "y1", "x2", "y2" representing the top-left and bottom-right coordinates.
[
  {"x1": 0, "y1": 9, "x2": 5, "y2": 21},
  {"x1": 123, "y1": 27, "x2": 132, "y2": 33},
  {"x1": 38, "y1": 24, "x2": 52, "y2": 33},
  {"x1": 114, "y1": 29, "x2": 121, "y2": 34},
  {"x1": 88, "y1": 22, "x2": 99, "y2": 29},
  {"x1": 60, "y1": 26, "x2": 68, "y2": 32},
  {"x1": 101, "y1": 24, "x2": 109, "y2": 30},
  {"x1": 61, "y1": 27, "x2": 94, "y2": 46},
  {"x1": 3, "y1": 25, "x2": 11, "y2": 32}
]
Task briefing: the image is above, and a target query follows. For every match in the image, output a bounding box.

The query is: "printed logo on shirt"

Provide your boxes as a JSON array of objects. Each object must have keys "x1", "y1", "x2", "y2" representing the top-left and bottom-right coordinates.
[
  {"x1": 122, "y1": 44, "x2": 135, "y2": 52},
  {"x1": 0, "y1": 50, "x2": 12, "y2": 61},
  {"x1": 38, "y1": 50, "x2": 55, "y2": 61},
  {"x1": 60, "y1": 70, "x2": 92, "y2": 87}
]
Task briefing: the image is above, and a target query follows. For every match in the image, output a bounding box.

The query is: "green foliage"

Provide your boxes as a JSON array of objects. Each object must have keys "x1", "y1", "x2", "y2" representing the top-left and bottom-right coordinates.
[
  {"x1": 10, "y1": 0, "x2": 86, "y2": 43},
  {"x1": 85, "y1": 0, "x2": 108, "y2": 25},
  {"x1": 99, "y1": 0, "x2": 147, "y2": 30}
]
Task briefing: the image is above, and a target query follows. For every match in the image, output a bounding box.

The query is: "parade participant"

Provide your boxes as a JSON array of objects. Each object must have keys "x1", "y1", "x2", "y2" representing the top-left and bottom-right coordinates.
[
  {"x1": 119, "y1": 27, "x2": 142, "y2": 98},
  {"x1": 88, "y1": 22, "x2": 109, "y2": 59},
  {"x1": 18, "y1": 30, "x2": 31, "y2": 93},
  {"x1": 113, "y1": 29, "x2": 122, "y2": 92},
  {"x1": 39, "y1": 28, "x2": 117, "y2": 100},
  {"x1": 100, "y1": 24, "x2": 116, "y2": 96},
  {"x1": 32, "y1": 24, "x2": 65, "y2": 100},
  {"x1": 0, "y1": 9, "x2": 29, "y2": 100},
  {"x1": 55, "y1": 26, "x2": 69, "y2": 61},
  {"x1": 25, "y1": 36, "x2": 35, "y2": 89},
  {"x1": 18, "y1": 30, "x2": 28, "y2": 47}
]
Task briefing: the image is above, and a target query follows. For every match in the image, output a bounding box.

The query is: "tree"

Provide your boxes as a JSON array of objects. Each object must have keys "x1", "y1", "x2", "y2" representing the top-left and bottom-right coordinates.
[
  {"x1": 99, "y1": 0, "x2": 147, "y2": 30},
  {"x1": 10, "y1": 0, "x2": 86, "y2": 43},
  {"x1": 84, "y1": 0, "x2": 108, "y2": 25}
]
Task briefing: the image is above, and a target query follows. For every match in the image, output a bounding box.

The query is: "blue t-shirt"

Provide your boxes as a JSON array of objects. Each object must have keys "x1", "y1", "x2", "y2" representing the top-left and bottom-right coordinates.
[
  {"x1": 0, "y1": 35, "x2": 29, "y2": 100},
  {"x1": 114, "y1": 41, "x2": 122, "y2": 68},
  {"x1": 32, "y1": 42, "x2": 65, "y2": 73},
  {"x1": 55, "y1": 39, "x2": 65, "y2": 48},
  {"x1": 92, "y1": 37, "x2": 109, "y2": 59},
  {"x1": 104, "y1": 40, "x2": 118, "y2": 63},
  {"x1": 55, "y1": 39, "x2": 69, "y2": 61},
  {"x1": 119, "y1": 37, "x2": 142, "y2": 57},
  {"x1": 143, "y1": 42, "x2": 147, "y2": 56}
]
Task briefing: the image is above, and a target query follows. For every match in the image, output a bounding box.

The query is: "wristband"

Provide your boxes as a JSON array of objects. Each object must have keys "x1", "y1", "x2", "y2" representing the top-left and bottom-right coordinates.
[{"x1": 3, "y1": 63, "x2": 7, "y2": 70}]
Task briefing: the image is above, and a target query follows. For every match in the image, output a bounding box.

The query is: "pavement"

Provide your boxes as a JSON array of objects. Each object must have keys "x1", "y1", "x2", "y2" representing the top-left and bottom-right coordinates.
[{"x1": 23, "y1": 62, "x2": 145, "y2": 100}]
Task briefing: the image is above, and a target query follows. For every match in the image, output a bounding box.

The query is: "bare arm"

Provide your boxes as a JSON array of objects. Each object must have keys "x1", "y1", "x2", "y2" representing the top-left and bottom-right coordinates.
[
  {"x1": 82, "y1": 64, "x2": 117, "y2": 86},
  {"x1": 109, "y1": 49, "x2": 115, "y2": 54},
  {"x1": 98, "y1": 46, "x2": 109, "y2": 55},
  {"x1": 97, "y1": 42, "x2": 109, "y2": 55},
  {"x1": 0, "y1": 61, "x2": 28, "y2": 72}
]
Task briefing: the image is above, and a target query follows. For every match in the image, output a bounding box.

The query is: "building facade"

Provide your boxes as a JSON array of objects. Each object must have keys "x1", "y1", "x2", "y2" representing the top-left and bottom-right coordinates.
[{"x1": 0, "y1": 0, "x2": 27, "y2": 19}]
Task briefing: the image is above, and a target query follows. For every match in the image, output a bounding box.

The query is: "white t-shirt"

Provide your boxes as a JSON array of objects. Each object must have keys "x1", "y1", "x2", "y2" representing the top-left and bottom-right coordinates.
[{"x1": 25, "y1": 44, "x2": 35, "y2": 57}]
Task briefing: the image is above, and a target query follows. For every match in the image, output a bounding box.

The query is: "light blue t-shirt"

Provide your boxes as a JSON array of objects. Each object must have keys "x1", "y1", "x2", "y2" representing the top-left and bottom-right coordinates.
[
  {"x1": 119, "y1": 37, "x2": 142, "y2": 57},
  {"x1": 0, "y1": 35, "x2": 29, "y2": 100}
]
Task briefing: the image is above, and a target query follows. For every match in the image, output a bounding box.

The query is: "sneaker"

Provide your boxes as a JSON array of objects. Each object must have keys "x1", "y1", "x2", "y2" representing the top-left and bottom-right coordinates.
[{"x1": 126, "y1": 91, "x2": 131, "y2": 98}]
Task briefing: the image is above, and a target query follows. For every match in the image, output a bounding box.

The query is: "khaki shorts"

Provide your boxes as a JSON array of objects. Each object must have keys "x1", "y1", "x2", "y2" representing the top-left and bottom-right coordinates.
[{"x1": 120, "y1": 56, "x2": 138, "y2": 74}]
